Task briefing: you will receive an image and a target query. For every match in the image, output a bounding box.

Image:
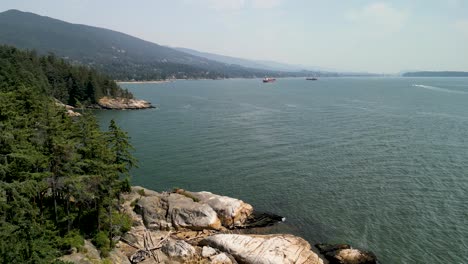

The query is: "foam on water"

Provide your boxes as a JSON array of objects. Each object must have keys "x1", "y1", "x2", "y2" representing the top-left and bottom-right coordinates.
[{"x1": 412, "y1": 84, "x2": 468, "y2": 94}]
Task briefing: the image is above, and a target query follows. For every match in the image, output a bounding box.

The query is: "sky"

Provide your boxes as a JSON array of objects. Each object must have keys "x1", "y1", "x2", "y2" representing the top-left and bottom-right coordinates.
[{"x1": 0, "y1": 0, "x2": 467, "y2": 73}]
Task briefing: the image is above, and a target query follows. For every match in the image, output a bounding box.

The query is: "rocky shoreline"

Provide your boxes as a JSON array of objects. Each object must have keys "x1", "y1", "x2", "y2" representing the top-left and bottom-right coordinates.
[
  {"x1": 61, "y1": 187, "x2": 378, "y2": 264},
  {"x1": 56, "y1": 97, "x2": 155, "y2": 113},
  {"x1": 91, "y1": 96, "x2": 155, "y2": 110},
  {"x1": 116, "y1": 80, "x2": 172, "y2": 84}
]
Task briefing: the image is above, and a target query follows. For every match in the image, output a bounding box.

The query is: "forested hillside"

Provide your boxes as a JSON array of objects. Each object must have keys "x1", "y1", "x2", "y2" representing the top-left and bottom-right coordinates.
[
  {"x1": 0, "y1": 45, "x2": 130, "y2": 106},
  {"x1": 0, "y1": 45, "x2": 137, "y2": 263},
  {"x1": 0, "y1": 9, "x2": 297, "y2": 80}
]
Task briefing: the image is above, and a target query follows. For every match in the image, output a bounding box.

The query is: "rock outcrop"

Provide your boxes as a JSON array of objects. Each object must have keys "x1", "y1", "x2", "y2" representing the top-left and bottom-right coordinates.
[
  {"x1": 200, "y1": 234, "x2": 324, "y2": 264},
  {"x1": 61, "y1": 186, "x2": 378, "y2": 264},
  {"x1": 315, "y1": 244, "x2": 378, "y2": 264},
  {"x1": 181, "y1": 190, "x2": 253, "y2": 228},
  {"x1": 66, "y1": 109, "x2": 82, "y2": 117},
  {"x1": 97, "y1": 96, "x2": 154, "y2": 109},
  {"x1": 160, "y1": 238, "x2": 196, "y2": 260},
  {"x1": 202, "y1": 246, "x2": 218, "y2": 258},
  {"x1": 210, "y1": 252, "x2": 236, "y2": 264},
  {"x1": 55, "y1": 99, "x2": 82, "y2": 116},
  {"x1": 130, "y1": 188, "x2": 222, "y2": 231}
]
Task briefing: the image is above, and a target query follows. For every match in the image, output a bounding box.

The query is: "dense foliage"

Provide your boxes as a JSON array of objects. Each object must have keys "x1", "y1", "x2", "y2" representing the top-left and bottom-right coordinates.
[
  {"x1": 0, "y1": 46, "x2": 137, "y2": 263},
  {"x1": 0, "y1": 45, "x2": 131, "y2": 106}
]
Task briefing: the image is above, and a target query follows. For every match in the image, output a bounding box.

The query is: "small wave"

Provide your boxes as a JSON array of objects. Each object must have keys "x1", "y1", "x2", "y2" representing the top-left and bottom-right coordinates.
[
  {"x1": 412, "y1": 84, "x2": 468, "y2": 95},
  {"x1": 191, "y1": 95, "x2": 208, "y2": 100},
  {"x1": 417, "y1": 111, "x2": 468, "y2": 121}
]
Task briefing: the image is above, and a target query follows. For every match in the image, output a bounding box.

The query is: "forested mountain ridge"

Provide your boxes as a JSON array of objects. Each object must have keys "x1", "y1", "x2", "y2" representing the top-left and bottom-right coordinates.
[
  {"x1": 0, "y1": 45, "x2": 130, "y2": 106},
  {"x1": 0, "y1": 9, "x2": 301, "y2": 80},
  {"x1": 0, "y1": 46, "x2": 137, "y2": 262}
]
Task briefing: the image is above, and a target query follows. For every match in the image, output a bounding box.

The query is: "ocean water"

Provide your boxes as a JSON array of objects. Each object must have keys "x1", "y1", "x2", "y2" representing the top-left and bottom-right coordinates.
[{"x1": 96, "y1": 78, "x2": 468, "y2": 263}]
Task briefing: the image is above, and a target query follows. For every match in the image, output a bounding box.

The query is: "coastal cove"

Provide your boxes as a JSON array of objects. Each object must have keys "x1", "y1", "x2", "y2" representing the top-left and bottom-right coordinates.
[{"x1": 96, "y1": 78, "x2": 468, "y2": 263}]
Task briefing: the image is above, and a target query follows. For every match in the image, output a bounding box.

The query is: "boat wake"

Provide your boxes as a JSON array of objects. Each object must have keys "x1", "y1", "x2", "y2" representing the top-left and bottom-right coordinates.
[{"x1": 412, "y1": 84, "x2": 468, "y2": 94}]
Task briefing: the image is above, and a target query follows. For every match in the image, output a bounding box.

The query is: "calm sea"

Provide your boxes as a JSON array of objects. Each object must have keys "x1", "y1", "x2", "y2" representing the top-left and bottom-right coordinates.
[{"x1": 96, "y1": 78, "x2": 468, "y2": 263}]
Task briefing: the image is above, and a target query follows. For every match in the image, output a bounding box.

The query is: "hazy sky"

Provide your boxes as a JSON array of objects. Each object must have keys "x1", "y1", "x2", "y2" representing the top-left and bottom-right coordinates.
[{"x1": 1, "y1": 0, "x2": 467, "y2": 73}]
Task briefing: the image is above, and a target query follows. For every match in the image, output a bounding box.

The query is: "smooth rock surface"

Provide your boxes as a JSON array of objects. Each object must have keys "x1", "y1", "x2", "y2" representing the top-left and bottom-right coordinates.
[
  {"x1": 202, "y1": 246, "x2": 218, "y2": 258},
  {"x1": 134, "y1": 193, "x2": 171, "y2": 230},
  {"x1": 200, "y1": 234, "x2": 324, "y2": 264},
  {"x1": 132, "y1": 188, "x2": 222, "y2": 231},
  {"x1": 315, "y1": 244, "x2": 378, "y2": 264},
  {"x1": 160, "y1": 238, "x2": 196, "y2": 260},
  {"x1": 167, "y1": 193, "x2": 222, "y2": 230},
  {"x1": 186, "y1": 191, "x2": 253, "y2": 228}
]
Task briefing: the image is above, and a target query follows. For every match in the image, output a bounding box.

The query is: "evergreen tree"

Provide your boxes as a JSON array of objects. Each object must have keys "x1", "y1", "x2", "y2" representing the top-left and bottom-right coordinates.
[
  {"x1": 107, "y1": 119, "x2": 137, "y2": 178},
  {"x1": 0, "y1": 45, "x2": 138, "y2": 262},
  {"x1": 0, "y1": 45, "x2": 133, "y2": 106}
]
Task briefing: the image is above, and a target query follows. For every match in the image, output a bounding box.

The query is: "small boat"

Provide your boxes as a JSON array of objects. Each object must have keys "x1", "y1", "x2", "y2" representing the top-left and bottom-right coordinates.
[
  {"x1": 263, "y1": 77, "x2": 276, "y2": 83},
  {"x1": 306, "y1": 77, "x2": 318, "y2": 81}
]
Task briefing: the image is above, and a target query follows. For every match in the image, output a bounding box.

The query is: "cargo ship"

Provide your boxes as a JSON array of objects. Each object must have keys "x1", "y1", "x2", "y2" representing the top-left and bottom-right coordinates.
[
  {"x1": 306, "y1": 77, "x2": 318, "y2": 81},
  {"x1": 263, "y1": 77, "x2": 276, "y2": 83}
]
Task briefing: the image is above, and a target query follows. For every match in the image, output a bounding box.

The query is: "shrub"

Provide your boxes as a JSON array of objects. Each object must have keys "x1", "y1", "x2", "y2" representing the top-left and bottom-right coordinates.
[
  {"x1": 137, "y1": 188, "x2": 146, "y2": 196},
  {"x1": 102, "y1": 259, "x2": 113, "y2": 264},
  {"x1": 93, "y1": 231, "x2": 110, "y2": 258},
  {"x1": 112, "y1": 211, "x2": 132, "y2": 235},
  {"x1": 61, "y1": 230, "x2": 85, "y2": 251},
  {"x1": 120, "y1": 178, "x2": 131, "y2": 193}
]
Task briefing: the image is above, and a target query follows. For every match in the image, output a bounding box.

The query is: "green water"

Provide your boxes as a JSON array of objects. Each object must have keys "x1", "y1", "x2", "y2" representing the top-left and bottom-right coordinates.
[{"x1": 96, "y1": 78, "x2": 468, "y2": 263}]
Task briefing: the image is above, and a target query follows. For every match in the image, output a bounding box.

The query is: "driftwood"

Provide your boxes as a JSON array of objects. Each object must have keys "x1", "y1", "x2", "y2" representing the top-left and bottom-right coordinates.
[
  {"x1": 184, "y1": 232, "x2": 212, "y2": 241},
  {"x1": 120, "y1": 237, "x2": 140, "y2": 249},
  {"x1": 146, "y1": 229, "x2": 159, "y2": 262},
  {"x1": 124, "y1": 229, "x2": 172, "y2": 264}
]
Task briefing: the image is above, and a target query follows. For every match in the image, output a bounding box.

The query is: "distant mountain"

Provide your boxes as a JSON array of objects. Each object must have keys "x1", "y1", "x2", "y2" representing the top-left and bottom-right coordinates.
[
  {"x1": 0, "y1": 9, "x2": 299, "y2": 80},
  {"x1": 402, "y1": 71, "x2": 468, "y2": 77},
  {"x1": 174, "y1": 47, "x2": 332, "y2": 72}
]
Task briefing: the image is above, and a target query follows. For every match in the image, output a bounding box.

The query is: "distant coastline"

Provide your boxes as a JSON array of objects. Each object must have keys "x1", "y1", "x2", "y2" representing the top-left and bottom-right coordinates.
[
  {"x1": 116, "y1": 80, "x2": 172, "y2": 84},
  {"x1": 403, "y1": 71, "x2": 468, "y2": 77}
]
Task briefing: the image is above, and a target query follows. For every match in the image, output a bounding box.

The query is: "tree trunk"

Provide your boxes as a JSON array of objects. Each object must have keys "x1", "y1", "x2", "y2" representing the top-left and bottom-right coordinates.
[
  {"x1": 77, "y1": 203, "x2": 82, "y2": 227},
  {"x1": 66, "y1": 197, "x2": 71, "y2": 232},
  {"x1": 108, "y1": 204, "x2": 113, "y2": 247},
  {"x1": 96, "y1": 199, "x2": 101, "y2": 231},
  {"x1": 53, "y1": 182, "x2": 58, "y2": 224}
]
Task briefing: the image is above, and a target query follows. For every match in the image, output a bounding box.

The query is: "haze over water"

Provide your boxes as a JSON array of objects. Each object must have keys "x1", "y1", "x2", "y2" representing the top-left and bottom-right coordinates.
[{"x1": 96, "y1": 78, "x2": 468, "y2": 263}]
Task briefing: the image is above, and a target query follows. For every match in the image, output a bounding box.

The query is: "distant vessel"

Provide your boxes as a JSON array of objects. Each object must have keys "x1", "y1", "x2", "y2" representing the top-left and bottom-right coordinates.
[
  {"x1": 263, "y1": 77, "x2": 276, "y2": 83},
  {"x1": 306, "y1": 77, "x2": 318, "y2": 81}
]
